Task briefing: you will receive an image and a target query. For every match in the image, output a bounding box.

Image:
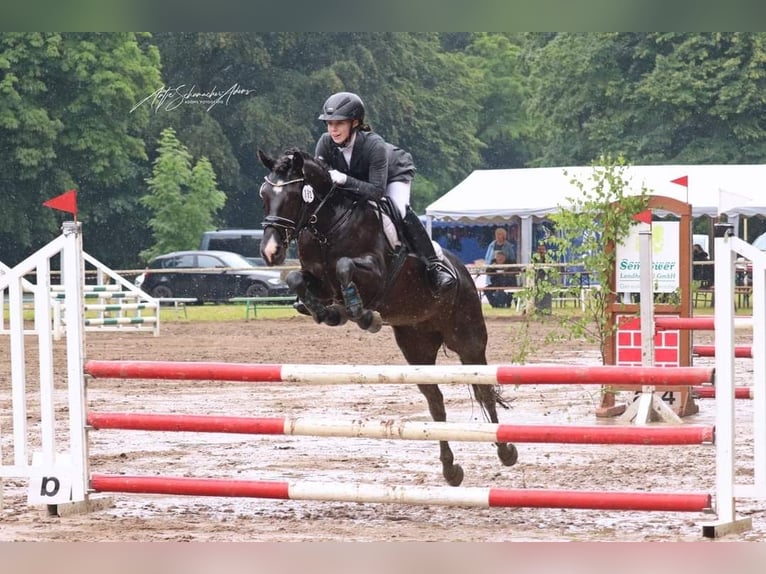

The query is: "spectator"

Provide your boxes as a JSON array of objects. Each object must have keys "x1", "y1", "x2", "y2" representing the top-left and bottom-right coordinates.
[
  {"x1": 533, "y1": 243, "x2": 552, "y2": 313},
  {"x1": 485, "y1": 251, "x2": 517, "y2": 308},
  {"x1": 484, "y1": 227, "x2": 516, "y2": 265},
  {"x1": 693, "y1": 243, "x2": 713, "y2": 287}
]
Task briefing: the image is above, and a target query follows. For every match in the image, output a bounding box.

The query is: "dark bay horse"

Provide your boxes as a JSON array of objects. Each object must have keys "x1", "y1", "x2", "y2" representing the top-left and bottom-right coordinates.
[{"x1": 256, "y1": 148, "x2": 517, "y2": 486}]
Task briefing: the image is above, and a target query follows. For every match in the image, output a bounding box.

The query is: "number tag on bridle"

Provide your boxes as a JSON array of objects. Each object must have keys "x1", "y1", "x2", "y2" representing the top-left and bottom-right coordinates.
[{"x1": 302, "y1": 184, "x2": 315, "y2": 203}]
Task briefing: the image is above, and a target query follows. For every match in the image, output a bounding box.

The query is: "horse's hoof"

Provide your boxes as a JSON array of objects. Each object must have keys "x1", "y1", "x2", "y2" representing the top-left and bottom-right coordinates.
[
  {"x1": 329, "y1": 305, "x2": 349, "y2": 326},
  {"x1": 323, "y1": 308, "x2": 342, "y2": 326},
  {"x1": 367, "y1": 311, "x2": 383, "y2": 333},
  {"x1": 312, "y1": 309, "x2": 327, "y2": 324},
  {"x1": 497, "y1": 442, "x2": 518, "y2": 467},
  {"x1": 356, "y1": 311, "x2": 382, "y2": 333},
  {"x1": 444, "y1": 464, "x2": 464, "y2": 487}
]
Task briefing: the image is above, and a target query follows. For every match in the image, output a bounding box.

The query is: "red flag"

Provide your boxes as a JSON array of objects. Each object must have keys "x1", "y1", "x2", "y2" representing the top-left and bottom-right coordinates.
[
  {"x1": 632, "y1": 209, "x2": 652, "y2": 224},
  {"x1": 670, "y1": 175, "x2": 688, "y2": 187},
  {"x1": 43, "y1": 189, "x2": 77, "y2": 216}
]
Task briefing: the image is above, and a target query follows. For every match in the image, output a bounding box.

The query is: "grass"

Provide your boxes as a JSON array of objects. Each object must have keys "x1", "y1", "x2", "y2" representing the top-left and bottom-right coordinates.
[
  {"x1": 161, "y1": 302, "x2": 297, "y2": 322},
  {"x1": 1, "y1": 301, "x2": 298, "y2": 324},
  {"x1": 1, "y1": 298, "x2": 754, "y2": 325}
]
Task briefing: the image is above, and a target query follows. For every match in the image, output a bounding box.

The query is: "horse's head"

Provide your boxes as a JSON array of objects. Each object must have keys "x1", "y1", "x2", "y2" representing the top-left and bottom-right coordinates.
[{"x1": 256, "y1": 148, "x2": 331, "y2": 265}]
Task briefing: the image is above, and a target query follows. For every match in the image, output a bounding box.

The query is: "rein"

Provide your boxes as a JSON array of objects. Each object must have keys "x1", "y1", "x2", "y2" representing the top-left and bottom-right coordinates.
[{"x1": 261, "y1": 174, "x2": 347, "y2": 246}]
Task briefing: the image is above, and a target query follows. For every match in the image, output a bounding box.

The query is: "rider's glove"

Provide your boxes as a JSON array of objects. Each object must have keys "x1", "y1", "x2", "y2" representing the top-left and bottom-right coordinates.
[{"x1": 328, "y1": 170, "x2": 347, "y2": 186}]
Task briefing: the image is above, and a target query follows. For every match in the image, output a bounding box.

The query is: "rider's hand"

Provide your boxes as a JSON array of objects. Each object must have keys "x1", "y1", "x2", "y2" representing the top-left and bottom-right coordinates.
[{"x1": 329, "y1": 170, "x2": 347, "y2": 186}]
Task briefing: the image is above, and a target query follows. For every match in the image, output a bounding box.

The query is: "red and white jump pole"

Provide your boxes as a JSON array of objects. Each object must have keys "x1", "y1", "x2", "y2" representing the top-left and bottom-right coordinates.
[
  {"x1": 692, "y1": 386, "x2": 754, "y2": 400},
  {"x1": 84, "y1": 361, "x2": 715, "y2": 387},
  {"x1": 693, "y1": 345, "x2": 752, "y2": 358},
  {"x1": 89, "y1": 474, "x2": 712, "y2": 512},
  {"x1": 655, "y1": 316, "x2": 754, "y2": 331},
  {"x1": 86, "y1": 411, "x2": 715, "y2": 446}
]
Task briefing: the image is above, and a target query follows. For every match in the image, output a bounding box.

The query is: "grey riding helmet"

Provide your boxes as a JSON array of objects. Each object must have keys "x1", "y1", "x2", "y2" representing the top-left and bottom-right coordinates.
[{"x1": 318, "y1": 92, "x2": 365, "y2": 122}]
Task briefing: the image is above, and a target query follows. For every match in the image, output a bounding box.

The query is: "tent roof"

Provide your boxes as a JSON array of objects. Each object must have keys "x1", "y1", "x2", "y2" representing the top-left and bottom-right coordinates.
[{"x1": 425, "y1": 164, "x2": 766, "y2": 222}]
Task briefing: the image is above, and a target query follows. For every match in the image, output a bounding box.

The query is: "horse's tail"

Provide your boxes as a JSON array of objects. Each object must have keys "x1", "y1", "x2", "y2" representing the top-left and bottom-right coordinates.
[
  {"x1": 471, "y1": 383, "x2": 512, "y2": 425},
  {"x1": 492, "y1": 386, "x2": 512, "y2": 410}
]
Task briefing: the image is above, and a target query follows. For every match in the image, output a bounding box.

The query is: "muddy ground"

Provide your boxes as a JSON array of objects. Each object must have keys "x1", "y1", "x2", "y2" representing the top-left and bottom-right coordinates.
[{"x1": 1, "y1": 313, "x2": 763, "y2": 541}]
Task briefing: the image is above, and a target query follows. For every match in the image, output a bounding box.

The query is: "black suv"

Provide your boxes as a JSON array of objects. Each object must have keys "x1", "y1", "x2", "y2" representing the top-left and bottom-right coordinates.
[{"x1": 135, "y1": 250, "x2": 291, "y2": 302}]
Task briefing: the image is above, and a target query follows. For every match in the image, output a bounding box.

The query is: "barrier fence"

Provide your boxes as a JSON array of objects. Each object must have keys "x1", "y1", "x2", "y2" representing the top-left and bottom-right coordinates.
[
  {"x1": 83, "y1": 360, "x2": 715, "y2": 387},
  {"x1": 1, "y1": 221, "x2": 764, "y2": 538},
  {"x1": 89, "y1": 474, "x2": 712, "y2": 512},
  {"x1": 86, "y1": 411, "x2": 715, "y2": 445}
]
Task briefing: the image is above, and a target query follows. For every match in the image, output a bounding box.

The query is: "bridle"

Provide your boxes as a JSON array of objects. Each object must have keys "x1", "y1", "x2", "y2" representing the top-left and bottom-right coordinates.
[
  {"x1": 260, "y1": 175, "x2": 305, "y2": 242},
  {"x1": 260, "y1": 172, "x2": 341, "y2": 246}
]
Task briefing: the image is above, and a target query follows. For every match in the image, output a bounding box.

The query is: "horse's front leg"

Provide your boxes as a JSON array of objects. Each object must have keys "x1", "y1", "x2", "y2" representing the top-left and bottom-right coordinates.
[
  {"x1": 336, "y1": 256, "x2": 382, "y2": 333},
  {"x1": 286, "y1": 270, "x2": 346, "y2": 327}
]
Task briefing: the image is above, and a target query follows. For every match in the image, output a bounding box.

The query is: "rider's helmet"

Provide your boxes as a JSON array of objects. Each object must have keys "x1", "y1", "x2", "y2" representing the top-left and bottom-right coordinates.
[{"x1": 318, "y1": 92, "x2": 365, "y2": 123}]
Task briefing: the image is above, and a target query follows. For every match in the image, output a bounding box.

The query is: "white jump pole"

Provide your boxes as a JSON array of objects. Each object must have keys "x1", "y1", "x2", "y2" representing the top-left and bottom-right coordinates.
[
  {"x1": 62, "y1": 221, "x2": 89, "y2": 503},
  {"x1": 622, "y1": 213, "x2": 681, "y2": 424}
]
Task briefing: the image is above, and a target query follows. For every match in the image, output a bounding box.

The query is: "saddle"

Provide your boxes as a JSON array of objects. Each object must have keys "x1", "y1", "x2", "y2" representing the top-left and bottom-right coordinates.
[
  {"x1": 373, "y1": 197, "x2": 405, "y2": 250},
  {"x1": 373, "y1": 197, "x2": 451, "y2": 263}
]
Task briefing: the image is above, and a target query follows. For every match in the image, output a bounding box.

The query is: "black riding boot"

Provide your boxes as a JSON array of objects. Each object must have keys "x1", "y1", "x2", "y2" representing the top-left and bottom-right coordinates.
[{"x1": 401, "y1": 207, "x2": 457, "y2": 295}]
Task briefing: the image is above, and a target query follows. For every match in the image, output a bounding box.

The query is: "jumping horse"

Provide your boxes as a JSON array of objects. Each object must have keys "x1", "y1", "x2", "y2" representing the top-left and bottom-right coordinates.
[{"x1": 256, "y1": 148, "x2": 518, "y2": 486}]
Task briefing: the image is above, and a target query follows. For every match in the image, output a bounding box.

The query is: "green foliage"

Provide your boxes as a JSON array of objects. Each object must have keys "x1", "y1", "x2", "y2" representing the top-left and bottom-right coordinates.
[
  {"x1": 463, "y1": 33, "x2": 531, "y2": 169},
  {"x1": 152, "y1": 32, "x2": 491, "y2": 215},
  {"x1": 140, "y1": 128, "x2": 225, "y2": 262},
  {"x1": 546, "y1": 155, "x2": 649, "y2": 362},
  {"x1": 4, "y1": 32, "x2": 766, "y2": 271},
  {"x1": 0, "y1": 32, "x2": 161, "y2": 267},
  {"x1": 523, "y1": 32, "x2": 766, "y2": 166}
]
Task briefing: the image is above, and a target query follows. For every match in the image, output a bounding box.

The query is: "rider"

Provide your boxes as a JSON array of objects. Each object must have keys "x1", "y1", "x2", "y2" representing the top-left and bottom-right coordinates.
[{"x1": 314, "y1": 91, "x2": 456, "y2": 295}]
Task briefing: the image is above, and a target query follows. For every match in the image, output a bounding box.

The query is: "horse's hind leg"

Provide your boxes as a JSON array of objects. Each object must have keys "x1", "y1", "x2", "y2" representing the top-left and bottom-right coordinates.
[
  {"x1": 472, "y1": 383, "x2": 518, "y2": 467},
  {"x1": 444, "y1": 303, "x2": 518, "y2": 468},
  {"x1": 395, "y1": 327, "x2": 463, "y2": 486}
]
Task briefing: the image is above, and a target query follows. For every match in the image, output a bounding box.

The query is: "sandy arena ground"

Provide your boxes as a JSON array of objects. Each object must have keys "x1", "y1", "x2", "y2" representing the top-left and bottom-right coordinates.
[{"x1": 1, "y1": 313, "x2": 764, "y2": 541}]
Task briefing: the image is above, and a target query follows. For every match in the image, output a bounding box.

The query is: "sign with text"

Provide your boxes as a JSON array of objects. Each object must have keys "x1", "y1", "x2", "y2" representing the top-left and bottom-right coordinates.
[
  {"x1": 27, "y1": 452, "x2": 74, "y2": 505},
  {"x1": 615, "y1": 221, "x2": 680, "y2": 293}
]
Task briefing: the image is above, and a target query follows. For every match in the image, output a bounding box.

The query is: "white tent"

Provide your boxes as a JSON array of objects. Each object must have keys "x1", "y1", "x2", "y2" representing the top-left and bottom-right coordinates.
[{"x1": 425, "y1": 164, "x2": 766, "y2": 263}]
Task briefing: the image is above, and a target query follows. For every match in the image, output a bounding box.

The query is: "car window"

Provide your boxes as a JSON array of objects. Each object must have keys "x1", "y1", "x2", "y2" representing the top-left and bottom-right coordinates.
[
  {"x1": 218, "y1": 252, "x2": 252, "y2": 268},
  {"x1": 174, "y1": 254, "x2": 196, "y2": 268},
  {"x1": 197, "y1": 254, "x2": 224, "y2": 268}
]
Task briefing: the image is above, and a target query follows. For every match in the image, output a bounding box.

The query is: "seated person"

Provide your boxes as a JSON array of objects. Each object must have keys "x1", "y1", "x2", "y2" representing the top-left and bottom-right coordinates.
[
  {"x1": 485, "y1": 251, "x2": 517, "y2": 308},
  {"x1": 484, "y1": 227, "x2": 516, "y2": 264}
]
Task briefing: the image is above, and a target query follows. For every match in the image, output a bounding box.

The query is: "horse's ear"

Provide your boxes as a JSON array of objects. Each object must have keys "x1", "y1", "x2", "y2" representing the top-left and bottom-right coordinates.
[
  {"x1": 292, "y1": 150, "x2": 304, "y2": 172},
  {"x1": 257, "y1": 149, "x2": 274, "y2": 171}
]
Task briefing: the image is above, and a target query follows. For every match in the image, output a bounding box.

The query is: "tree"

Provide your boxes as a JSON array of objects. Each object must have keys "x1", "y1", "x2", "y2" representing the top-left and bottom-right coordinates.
[
  {"x1": 140, "y1": 128, "x2": 226, "y2": 261},
  {"x1": 152, "y1": 33, "x2": 490, "y2": 217},
  {"x1": 0, "y1": 32, "x2": 161, "y2": 266},
  {"x1": 463, "y1": 33, "x2": 532, "y2": 169},
  {"x1": 523, "y1": 33, "x2": 766, "y2": 166}
]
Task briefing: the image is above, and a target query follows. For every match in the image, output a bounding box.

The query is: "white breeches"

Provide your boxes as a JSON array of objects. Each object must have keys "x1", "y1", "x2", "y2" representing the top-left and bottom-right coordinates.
[{"x1": 385, "y1": 181, "x2": 410, "y2": 217}]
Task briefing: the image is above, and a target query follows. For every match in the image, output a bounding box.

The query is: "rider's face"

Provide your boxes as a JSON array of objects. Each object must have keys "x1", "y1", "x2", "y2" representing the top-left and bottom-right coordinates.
[{"x1": 326, "y1": 120, "x2": 355, "y2": 144}]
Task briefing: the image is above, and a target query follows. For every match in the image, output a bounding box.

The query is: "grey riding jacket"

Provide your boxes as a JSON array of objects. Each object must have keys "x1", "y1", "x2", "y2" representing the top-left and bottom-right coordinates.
[{"x1": 315, "y1": 131, "x2": 416, "y2": 201}]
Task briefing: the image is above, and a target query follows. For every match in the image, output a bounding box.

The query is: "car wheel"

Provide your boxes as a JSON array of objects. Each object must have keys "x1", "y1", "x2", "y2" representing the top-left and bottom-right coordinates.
[
  {"x1": 245, "y1": 282, "x2": 268, "y2": 298},
  {"x1": 151, "y1": 284, "x2": 174, "y2": 299}
]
